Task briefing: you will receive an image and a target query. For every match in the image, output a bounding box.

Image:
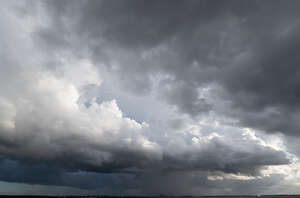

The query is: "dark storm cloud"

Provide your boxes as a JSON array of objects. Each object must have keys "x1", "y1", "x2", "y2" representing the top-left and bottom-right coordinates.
[
  {"x1": 0, "y1": 156, "x2": 291, "y2": 195},
  {"x1": 221, "y1": 26, "x2": 300, "y2": 135},
  {"x1": 0, "y1": 156, "x2": 139, "y2": 192},
  {"x1": 0, "y1": 119, "x2": 289, "y2": 177},
  {"x1": 1, "y1": 0, "x2": 300, "y2": 194},
  {"x1": 34, "y1": 0, "x2": 300, "y2": 135}
]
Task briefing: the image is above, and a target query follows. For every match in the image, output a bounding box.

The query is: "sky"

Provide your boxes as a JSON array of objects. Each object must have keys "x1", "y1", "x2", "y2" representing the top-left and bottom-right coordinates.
[{"x1": 1, "y1": 0, "x2": 300, "y2": 195}]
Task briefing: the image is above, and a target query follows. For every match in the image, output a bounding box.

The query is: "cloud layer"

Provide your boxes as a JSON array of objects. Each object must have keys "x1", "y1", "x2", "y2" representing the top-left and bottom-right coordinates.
[{"x1": 0, "y1": 0, "x2": 300, "y2": 195}]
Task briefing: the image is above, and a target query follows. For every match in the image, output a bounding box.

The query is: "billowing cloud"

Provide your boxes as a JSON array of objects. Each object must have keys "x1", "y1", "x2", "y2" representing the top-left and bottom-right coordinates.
[
  {"x1": 32, "y1": 0, "x2": 300, "y2": 136},
  {"x1": 0, "y1": 0, "x2": 300, "y2": 195}
]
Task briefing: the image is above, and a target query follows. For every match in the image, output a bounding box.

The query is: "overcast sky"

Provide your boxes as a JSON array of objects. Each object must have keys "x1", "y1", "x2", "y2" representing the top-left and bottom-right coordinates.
[{"x1": 1, "y1": 0, "x2": 300, "y2": 195}]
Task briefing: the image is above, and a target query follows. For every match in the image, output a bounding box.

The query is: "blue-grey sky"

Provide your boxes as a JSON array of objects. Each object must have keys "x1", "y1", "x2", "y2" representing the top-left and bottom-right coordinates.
[{"x1": 1, "y1": 0, "x2": 300, "y2": 195}]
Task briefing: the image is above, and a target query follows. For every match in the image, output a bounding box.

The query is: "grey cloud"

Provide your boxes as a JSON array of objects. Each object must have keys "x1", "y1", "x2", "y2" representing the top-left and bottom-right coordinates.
[
  {"x1": 0, "y1": 156, "x2": 294, "y2": 195},
  {"x1": 158, "y1": 80, "x2": 212, "y2": 116},
  {"x1": 0, "y1": 156, "x2": 139, "y2": 193},
  {"x1": 34, "y1": 0, "x2": 300, "y2": 136},
  {"x1": 0, "y1": 109, "x2": 289, "y2": 176},
  {"x1": 220, "y1": 26, "x2": 300, "y2": 135},
  {"x1": 1, "y1": 0, "x2": 300, "y2": 195}
]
